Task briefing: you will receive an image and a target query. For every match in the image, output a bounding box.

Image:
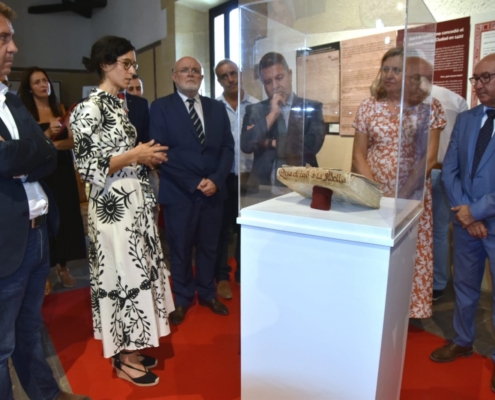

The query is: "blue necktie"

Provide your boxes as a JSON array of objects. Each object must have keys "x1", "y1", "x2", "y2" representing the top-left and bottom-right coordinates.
[
  {"x1": 187, "y1": 98, "x2": 205, "y2": 145},
  {"x1": 471, "y1": 109, "x2": 495, "y2": 178}
]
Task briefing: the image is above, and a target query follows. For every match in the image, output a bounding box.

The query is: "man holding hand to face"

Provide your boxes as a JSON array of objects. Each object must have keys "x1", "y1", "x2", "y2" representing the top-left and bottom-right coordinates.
[{"x1": 240, "y1": 52, "x2": 325, "y2": 194}]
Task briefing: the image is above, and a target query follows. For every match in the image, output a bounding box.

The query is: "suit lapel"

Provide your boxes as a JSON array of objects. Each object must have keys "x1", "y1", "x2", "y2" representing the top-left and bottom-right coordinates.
[
  {"x1": 0, "y1": 117, "x2": 12, "y2": 140},
  {"x1": 476, "y1": 109, "x2": 495, "y2": 173},
  {"x1": 200, "y1": 96, "x2": 211, "y2": 145},
  {"x1": 467, "y1": 106, "x2": 487, "y2": 174},
  {"x1": 172, "y1": 92, "x2": 200, "y2": 142},
  {"x1": 1, "y1": 95, "x2": 22, "y2": 141}
]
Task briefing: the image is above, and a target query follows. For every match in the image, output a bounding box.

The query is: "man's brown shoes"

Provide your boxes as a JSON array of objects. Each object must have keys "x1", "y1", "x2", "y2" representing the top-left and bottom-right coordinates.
[
  {"x1": 430, "y1": 341, "x2": 473, "y2": 363},
  {"x1": 217, "y1": 280, "x2": 233, "y2": 299}
]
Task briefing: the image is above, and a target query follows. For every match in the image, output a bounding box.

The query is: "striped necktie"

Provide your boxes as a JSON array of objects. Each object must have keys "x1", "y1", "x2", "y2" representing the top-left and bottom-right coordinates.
[
  {"x1": 471, "y1": 109, "x2": 495, "y2": 178},
  {"x1": 187, "y1": 98, "x2": 205, "y2": 145}
]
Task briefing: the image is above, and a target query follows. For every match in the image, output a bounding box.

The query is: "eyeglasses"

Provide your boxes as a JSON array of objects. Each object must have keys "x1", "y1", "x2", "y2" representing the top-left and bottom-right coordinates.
[
  {"x1": 381, "y1": 66, "x2": 402, "y2": 76},
  {"x1": 406, "y1": 74, "x2": 422, "y2": 84},
  {"x1": 117, "y1": 59, "x2": 138, "y2": 71},
  {"x1": 176, "y1": 68, "x2": 202, "y2": 76},
  {"x1": 469, "y1": 73, "x2": 495, "y2": 85},
  {"x1": 0, "y1": 33, "x2": 14, "y2": 44}
]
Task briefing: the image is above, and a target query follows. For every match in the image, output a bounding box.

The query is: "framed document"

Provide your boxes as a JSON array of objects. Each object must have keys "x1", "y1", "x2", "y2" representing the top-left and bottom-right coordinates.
[{"x1": 296, "y1": 42, "x2": 340, "y2": 125}]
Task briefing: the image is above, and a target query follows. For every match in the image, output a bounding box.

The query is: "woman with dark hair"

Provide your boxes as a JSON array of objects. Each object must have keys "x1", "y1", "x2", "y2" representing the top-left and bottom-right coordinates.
[
  {"x1": 18, "y1": 66, "x2": 86, "y2": 294},
  {"x1": 352, "y1": 47, "x2": 446, "y2": 319},
  {"x1": 70, "y1": 36, "x2": 173, "y2": 387}
]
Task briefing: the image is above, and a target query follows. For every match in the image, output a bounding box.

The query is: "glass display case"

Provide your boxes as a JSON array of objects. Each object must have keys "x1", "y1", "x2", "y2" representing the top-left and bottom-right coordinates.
[{"x1": 237, "y1": 0, "x2": 438, "y2": 238}]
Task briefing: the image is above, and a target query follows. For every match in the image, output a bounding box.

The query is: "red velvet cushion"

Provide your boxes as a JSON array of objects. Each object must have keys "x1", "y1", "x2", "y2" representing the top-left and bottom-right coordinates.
[{"x1": 310, "y1": 186, "x2": 333, "y2": 211}]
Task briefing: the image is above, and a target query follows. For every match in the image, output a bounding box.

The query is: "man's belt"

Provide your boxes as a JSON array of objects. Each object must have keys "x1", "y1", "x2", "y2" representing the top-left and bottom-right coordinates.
[{"x1": 30, "y1": 214, "x2": 47, "y2": 229}]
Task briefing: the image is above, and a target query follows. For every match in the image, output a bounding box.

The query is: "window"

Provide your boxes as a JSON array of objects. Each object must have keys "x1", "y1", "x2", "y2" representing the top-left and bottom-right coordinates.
[{"x1": 209, "y1": 0, "x2": 239, "y2": 98}]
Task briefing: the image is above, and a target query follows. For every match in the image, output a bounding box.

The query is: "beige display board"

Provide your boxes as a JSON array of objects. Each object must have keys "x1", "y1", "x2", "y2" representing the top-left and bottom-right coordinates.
[
  {"x1": 296, "y1": 43, "x2": 340, "y2": 124},
  {"x1": 339, "y1": 32, "x2": 397, "y2": 136}
]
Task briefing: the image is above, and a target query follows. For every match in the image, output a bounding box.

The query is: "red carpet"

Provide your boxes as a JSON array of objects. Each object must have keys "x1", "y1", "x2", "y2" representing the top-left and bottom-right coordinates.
[
  {"x1": 401, "y1": 328, "x2": 495, "y2": 400},
  {"x1": 42, "y1": 265, "x2": 241, "y2": 400},
  {"x1": 42, "y1": 267, "x2": 494, "y2": 399}
]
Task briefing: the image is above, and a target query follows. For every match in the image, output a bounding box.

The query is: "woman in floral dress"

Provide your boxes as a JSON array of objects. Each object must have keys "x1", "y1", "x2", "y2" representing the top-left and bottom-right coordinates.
[
  {"x1": 70, "y1": 36, "x2": 174, "y2": 387},
  {"x1": 352, "y1": 47, "x2": 446, "y2": 318}
]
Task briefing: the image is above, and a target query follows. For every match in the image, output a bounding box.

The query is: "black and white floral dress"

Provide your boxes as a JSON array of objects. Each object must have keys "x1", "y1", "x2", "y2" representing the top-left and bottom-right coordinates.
[{"x1": 70, "y1": 88, "x2": 174, "y2": 358}]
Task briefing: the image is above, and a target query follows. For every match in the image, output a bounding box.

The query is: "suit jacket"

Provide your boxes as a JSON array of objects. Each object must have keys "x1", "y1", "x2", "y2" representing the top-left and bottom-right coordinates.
[
  {"x1": 240, "y1": 95, "x2": 325, "y2": 188},
  {"x1": 149, "y1": 92, "x2": 234, "y2": 206},
  {"x1": 125, "y1": 91, "x2": 150, "y2": 144},
  {"x1": 0, "y1": 93, "x2": 58, "y2": 278},
  {"x1": 442, "y1": 104, "x2": 495, "y2": 233}
]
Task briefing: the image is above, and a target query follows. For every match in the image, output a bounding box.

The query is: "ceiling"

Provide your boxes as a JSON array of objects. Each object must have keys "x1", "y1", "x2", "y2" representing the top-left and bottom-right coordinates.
[{"x1": 176, "y1": 0, "x2": 228, "y2": 13}]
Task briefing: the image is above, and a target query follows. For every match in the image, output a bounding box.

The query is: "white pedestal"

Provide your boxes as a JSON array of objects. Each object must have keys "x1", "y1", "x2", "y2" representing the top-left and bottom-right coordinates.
[{"x1": 238, "y1": 193, "x2": 422, "y2": 400}]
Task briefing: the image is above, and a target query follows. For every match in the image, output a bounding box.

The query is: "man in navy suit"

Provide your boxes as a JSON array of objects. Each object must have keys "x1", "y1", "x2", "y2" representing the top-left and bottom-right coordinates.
[
  {"x1": 122, "y1": 75, "x2": 150, "y2": 144},
  {"x1": 240, "y1": 52, "x2": 325, "y2": 193},
  {"x1": 430, "y1": 53, "x2": 495, "y2": 391},
  {"x1": 127, "y1": 74, "x2": 143, "y2": 97},
  {"x1": 0, "y1": 3, "x2": 90, "y2": 400},
  {"x1": 122, "y1": 75, "x2": 161, "y2": 223},
  {"x1": 150, "y1": 56, "x2": 234, "y2": 325}
]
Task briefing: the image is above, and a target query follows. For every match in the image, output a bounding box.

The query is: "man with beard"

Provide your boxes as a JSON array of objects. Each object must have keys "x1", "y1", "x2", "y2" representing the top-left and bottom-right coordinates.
[
  {"x1": 240, "y1": 52, "x2": 325, "y2": 193},
  {"x1": 150, "y1": 56, "x2": 234, "y2": 325}
]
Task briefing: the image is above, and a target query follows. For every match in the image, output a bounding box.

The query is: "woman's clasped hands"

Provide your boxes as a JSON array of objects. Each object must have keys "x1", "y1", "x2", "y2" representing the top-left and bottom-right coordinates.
[
  {"x1": 132, "y1": 139, "x2": 168, "y2": 169},
  {"x1": 47, "y1": 118, "x2": 62, "y2": 138}
]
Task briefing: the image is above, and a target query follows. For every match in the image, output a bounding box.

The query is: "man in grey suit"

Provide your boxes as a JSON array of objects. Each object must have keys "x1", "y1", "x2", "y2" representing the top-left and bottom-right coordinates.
[
  {"x1": 430, "y1": 53, "x2": 495, "y2": 392},
  {"x1": 0, "y1": 3, "x2": 90, "y2": 400},
  {"x1": 240, "y1": 52, "x2": 325, "y2": 193}
]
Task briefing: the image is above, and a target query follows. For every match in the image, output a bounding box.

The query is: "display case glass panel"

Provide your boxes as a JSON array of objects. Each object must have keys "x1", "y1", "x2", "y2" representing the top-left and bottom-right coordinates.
[{"x1": 237, "y1": 0, "x2": 437, "y2": 238}]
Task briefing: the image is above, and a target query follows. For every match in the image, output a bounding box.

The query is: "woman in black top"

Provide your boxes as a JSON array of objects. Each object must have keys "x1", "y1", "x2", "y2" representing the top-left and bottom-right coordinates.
[{"x1": 18, "y1": 66, "x2": 86, "y2": 293}]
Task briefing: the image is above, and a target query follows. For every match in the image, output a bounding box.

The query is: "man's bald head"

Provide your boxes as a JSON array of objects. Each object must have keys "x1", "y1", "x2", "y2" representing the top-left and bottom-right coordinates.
[
  {"x1": 172, "y1": 56, "x2": 203, "y2": 97},
  {"x1": 472, "y1": 53, "x2": 495, "y2": 108}
]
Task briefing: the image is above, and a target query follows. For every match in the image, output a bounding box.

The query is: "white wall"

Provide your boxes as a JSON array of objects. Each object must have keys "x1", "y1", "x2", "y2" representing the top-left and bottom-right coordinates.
[
  {"x1": 90, "y1": 0, "x2": 167, "y2": 50},
  {"x1": 7, "y1": 0, "x2": 167, "y2": 70},
  {"x1": 6, "y1": 0, "x2": 495, "y2": 71},
  {"x1": 7, "y1": 0, "x2": 92, "y2": 69},
  {"x1": 425, "y1": 0, "x2": 495, "y2": 22}
]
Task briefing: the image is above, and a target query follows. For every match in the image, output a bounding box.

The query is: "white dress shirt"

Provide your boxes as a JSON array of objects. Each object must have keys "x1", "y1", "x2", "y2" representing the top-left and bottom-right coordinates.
[
  {"x1": 430, "y1": 85, "x2": 468, "y2": 164},
  {"x1": 481, "y1": 106, "x2": 495, "y2": 137},
  {"x1": 217, "y1": 91, "x2": 259, "y2": 174},
  {"x1": 0, "y1": 83, "x2": 48, "y2": 219}
]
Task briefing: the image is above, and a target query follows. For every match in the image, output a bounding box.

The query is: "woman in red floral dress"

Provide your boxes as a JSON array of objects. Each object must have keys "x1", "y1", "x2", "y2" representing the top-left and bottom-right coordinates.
[{"x1": 352, "y1": 47, "x2": 446, "y2": 318}]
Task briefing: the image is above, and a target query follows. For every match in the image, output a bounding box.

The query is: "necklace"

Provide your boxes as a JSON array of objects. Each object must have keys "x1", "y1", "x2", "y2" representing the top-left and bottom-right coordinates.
[{"x1": 385, "y1": 99, "x2": 401, "y2": 115}]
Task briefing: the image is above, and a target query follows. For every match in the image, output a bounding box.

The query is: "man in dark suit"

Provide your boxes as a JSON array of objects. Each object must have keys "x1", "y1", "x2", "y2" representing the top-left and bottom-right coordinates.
[
  {"x1": 122, "y1": 75, "x2": 161, "y2": 223},
  {"x1": 127, "y1": 74, "x2": 143, "y2": 97},
  {"x1": 240, "y1": 52, "x2": 325, "y2": 193},
  {"x1": 0, "y1": 4, "x2": 90, "y2": 400},
  {"x1": 121, "y1": 75, "x2": 150, "y2": 144},
  {"x1": 150, "y1": 56, "x2": 234, "y2": 325},
  {"x1": 430, "y1": 53, "x2": 495, "y2": 392}
]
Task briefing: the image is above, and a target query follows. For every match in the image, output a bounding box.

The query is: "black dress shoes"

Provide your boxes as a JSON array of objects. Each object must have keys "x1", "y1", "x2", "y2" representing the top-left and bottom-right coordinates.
[
  {"x1": 199, "y1": 297, "x2": 229, "y2": 315},
  {"x1": 169, "y1": 305, "x2": 189, "y2": 325}
]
